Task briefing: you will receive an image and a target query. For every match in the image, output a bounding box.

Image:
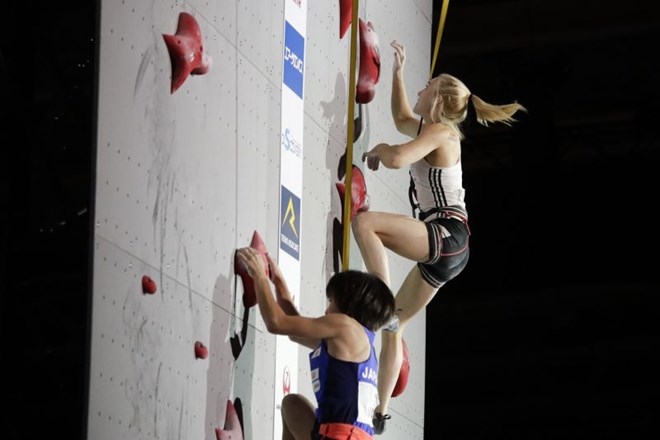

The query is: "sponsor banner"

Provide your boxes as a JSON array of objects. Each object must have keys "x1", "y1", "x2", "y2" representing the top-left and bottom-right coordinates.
[
  {"x1": 282, "y1": 126, "x2": 302, "y2": 160},
  {"x1": 280, "y1": 86, "x2": 304, "y2": 187},
  {"x1": 283, "y1": 21, "x2": 305, "y2": 99},
  {"x1": 279, "y1": 185, "x2": 301, "y2": 260},
  {"x1": 275, "y1": 0, "x2": 306, "y2": 438}
]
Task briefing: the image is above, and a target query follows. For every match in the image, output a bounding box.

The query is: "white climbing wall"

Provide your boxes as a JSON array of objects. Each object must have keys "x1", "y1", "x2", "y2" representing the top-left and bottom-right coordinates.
[{"x1": 88, "y1": 0, "x2": 433, "y2": 439}]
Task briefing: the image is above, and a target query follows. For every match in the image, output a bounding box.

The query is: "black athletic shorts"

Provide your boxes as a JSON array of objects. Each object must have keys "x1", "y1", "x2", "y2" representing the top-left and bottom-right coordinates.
[{"x1": 418, "y1": 217, "x2": 470, "y2": 288}]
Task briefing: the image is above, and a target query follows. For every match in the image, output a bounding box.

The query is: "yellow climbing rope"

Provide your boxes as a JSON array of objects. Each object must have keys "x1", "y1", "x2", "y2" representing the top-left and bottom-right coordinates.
[
  {"x1": 431, "y1": 0, "x2": 451, "y2": 77},
  {"x1": 341, "y1": 0, "x2": 360, "y2": 271}
]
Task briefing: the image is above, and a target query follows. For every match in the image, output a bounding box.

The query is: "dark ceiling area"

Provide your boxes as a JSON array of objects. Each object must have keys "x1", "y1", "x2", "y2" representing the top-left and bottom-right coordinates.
[{"x1": 1, "y1": 1, "x2": 658, "y2": 439}]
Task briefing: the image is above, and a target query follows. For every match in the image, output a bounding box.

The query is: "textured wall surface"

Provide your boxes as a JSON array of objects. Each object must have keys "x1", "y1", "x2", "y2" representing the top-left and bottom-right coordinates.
[{"x1": 89, "y1": 1, "x2": 432, "y2": 438}]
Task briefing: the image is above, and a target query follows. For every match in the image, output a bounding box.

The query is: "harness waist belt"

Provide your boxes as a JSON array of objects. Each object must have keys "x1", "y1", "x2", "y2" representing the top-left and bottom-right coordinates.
[{"x1": 418, "y1": 206, "x2": 468, "y2": 223}]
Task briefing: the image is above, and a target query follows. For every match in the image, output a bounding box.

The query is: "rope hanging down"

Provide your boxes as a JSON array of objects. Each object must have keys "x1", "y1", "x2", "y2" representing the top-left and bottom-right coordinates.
[
  {"x1": 417, "y1": 0, "x2": 451, "y2": 136},
  {"x1": 431, "y1": 0, "x2": 450, "y2": 78},
  {"x1": 341, "y1": 0, "x2": 361, "y2": 271}
]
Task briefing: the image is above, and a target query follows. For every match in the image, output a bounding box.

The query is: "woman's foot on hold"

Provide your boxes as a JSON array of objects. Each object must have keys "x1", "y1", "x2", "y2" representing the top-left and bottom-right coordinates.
[{"x1": 373, "y1": 412, "x2": 391, "y2": 435}]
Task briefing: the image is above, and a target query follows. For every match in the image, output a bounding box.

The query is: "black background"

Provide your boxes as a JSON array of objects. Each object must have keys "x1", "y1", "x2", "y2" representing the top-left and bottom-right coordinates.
[
  {"x1": 1, "y1": 1, "x2": 658, "y2": 439},
  {"x1": 2, "y1": 2, "x2": 95, "y2": 439},
  {"x1": 423, "y1": 1, "x2": 659, "y2": 439}
]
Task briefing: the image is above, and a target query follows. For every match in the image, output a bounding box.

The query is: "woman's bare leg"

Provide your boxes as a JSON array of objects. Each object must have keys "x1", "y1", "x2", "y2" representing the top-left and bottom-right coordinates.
[
  {"x1": 376, "y1": 267, "x2": 440, "y2": 416},
  {"x1": 281, "y1": 393, "x2": 316, "y2": 440},
  {"x1": 376, "y1": 329, "x2": 403, "y2": 418},
  {"x1": 352, "y1": 211, "x2": 440, "y2": 420},
  {"x1": 352, "y1": 211, "x2": 430, "y2": 286}
]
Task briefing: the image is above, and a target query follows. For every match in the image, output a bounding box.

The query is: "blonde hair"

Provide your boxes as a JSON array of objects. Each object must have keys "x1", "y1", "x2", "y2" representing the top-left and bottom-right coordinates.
[{"x1": 428, "y1": 73, "x2": 527, "y2": 139}]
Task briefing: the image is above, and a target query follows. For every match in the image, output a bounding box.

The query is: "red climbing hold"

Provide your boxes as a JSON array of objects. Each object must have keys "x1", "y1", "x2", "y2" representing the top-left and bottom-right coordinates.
[
  {"x1": 235, "y1": 230, "x2": 270, "y2": 308},
  {"x1": 162, "y1": 12, "x2": 212, "y2": 93},
  {"x1": 336, "y1": 165, "x2": 369, "y2": 221},
  {"x1": 141, "y1": 275, "x2": 157, "y2": 294},
  {"x1": 356, "y1": 19, "x2": 381, "y2": 104},
  {"x1": 215, "y1": 400, "x2": 243, "y2": 440},
  {"x1": 194, "y1": 341, "x2": 208, "y2": 359},
  {"x1": 391, "y1": 338, "x2": 410, "y2": 397},
  {"x1": 338, "y1": 0, "x2": 352, "y2": 39}
]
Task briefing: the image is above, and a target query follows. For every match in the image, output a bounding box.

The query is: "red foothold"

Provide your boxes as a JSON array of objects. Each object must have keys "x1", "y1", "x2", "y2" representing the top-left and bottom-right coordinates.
[
  {"x1": 215, "y1": 400, "x2": 243, "y2": 439},
  {"x1": 194, "y1": 341, "x2": 208, "y2": 359},
  {"x1": 142, "y1": 275, "x2": 157, "y2": 294},
  {"x1": 391, "y1": 338, "x2": 410, "y2": 397},
  {"x1": 339, "y1": 0, "x2": 352, "y2": 39}
]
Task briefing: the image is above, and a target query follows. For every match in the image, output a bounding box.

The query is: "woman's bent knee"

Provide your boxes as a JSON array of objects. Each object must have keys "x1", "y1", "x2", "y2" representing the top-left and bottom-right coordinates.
[{"x1": 352, "y1": 211, "x2": 376, "y2": 236}]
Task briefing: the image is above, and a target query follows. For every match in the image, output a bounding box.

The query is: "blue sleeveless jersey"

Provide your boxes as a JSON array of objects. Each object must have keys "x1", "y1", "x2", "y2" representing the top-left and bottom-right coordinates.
[{"x1": 309, "y1": 326, "x2": 379, "y2": 435}]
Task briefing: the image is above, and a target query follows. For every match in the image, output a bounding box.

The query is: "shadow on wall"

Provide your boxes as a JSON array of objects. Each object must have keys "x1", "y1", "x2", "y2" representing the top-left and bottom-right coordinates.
[
  {"x1": 321, "y1": 71, "x2": 374, "y2": 279},
  {"x1": 205, "y1": 271, "x2": 234, "y2": 438},
  {"x1": 322, "y1": 73, "x2": 348, "y2": 279},
  {"x1": 205, "y1": 263, "x2": 260, "y2": 439}
]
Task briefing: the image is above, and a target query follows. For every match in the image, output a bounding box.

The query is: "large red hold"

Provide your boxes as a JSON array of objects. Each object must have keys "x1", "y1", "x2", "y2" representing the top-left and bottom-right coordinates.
[
  {"x1": 336, "y1": 165, "x2": 369, "y2": 222},
  {"x1": 234, "y1": 230, "x2": 270, "y2": 308},
  {"x1": 163, "y1": 12, "x2": 212, "y2": 93},
  {"x1": 356, "y1": 19, "x2": 381, "y2": 104}
]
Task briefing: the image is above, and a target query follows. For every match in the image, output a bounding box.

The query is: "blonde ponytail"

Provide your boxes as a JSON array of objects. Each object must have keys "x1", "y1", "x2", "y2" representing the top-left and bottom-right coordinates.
[
  {"x1": 428, "y1": 73, "x2": 527, "y2": 139},
  {"x1": 470, "y1": 94, "x2": 527, "y2": 127}
]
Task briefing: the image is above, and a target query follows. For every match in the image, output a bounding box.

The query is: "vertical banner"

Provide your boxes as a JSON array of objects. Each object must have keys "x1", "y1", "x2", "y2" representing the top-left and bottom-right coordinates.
[{"x1": 276, "y1": 0, "x2": 307, "y2": 437}]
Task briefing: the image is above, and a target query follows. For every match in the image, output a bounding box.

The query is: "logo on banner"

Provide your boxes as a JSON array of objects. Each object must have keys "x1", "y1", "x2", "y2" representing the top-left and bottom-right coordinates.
[
  {"x1": 282, "y1": 127, "x2": 302, "y2": 158},
  {"x1": 283, "y1": 21, "x2": 305, "y2": 99},
  {"x1": 280, "y1": 185, "x2": 301, "y2": 260}
]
